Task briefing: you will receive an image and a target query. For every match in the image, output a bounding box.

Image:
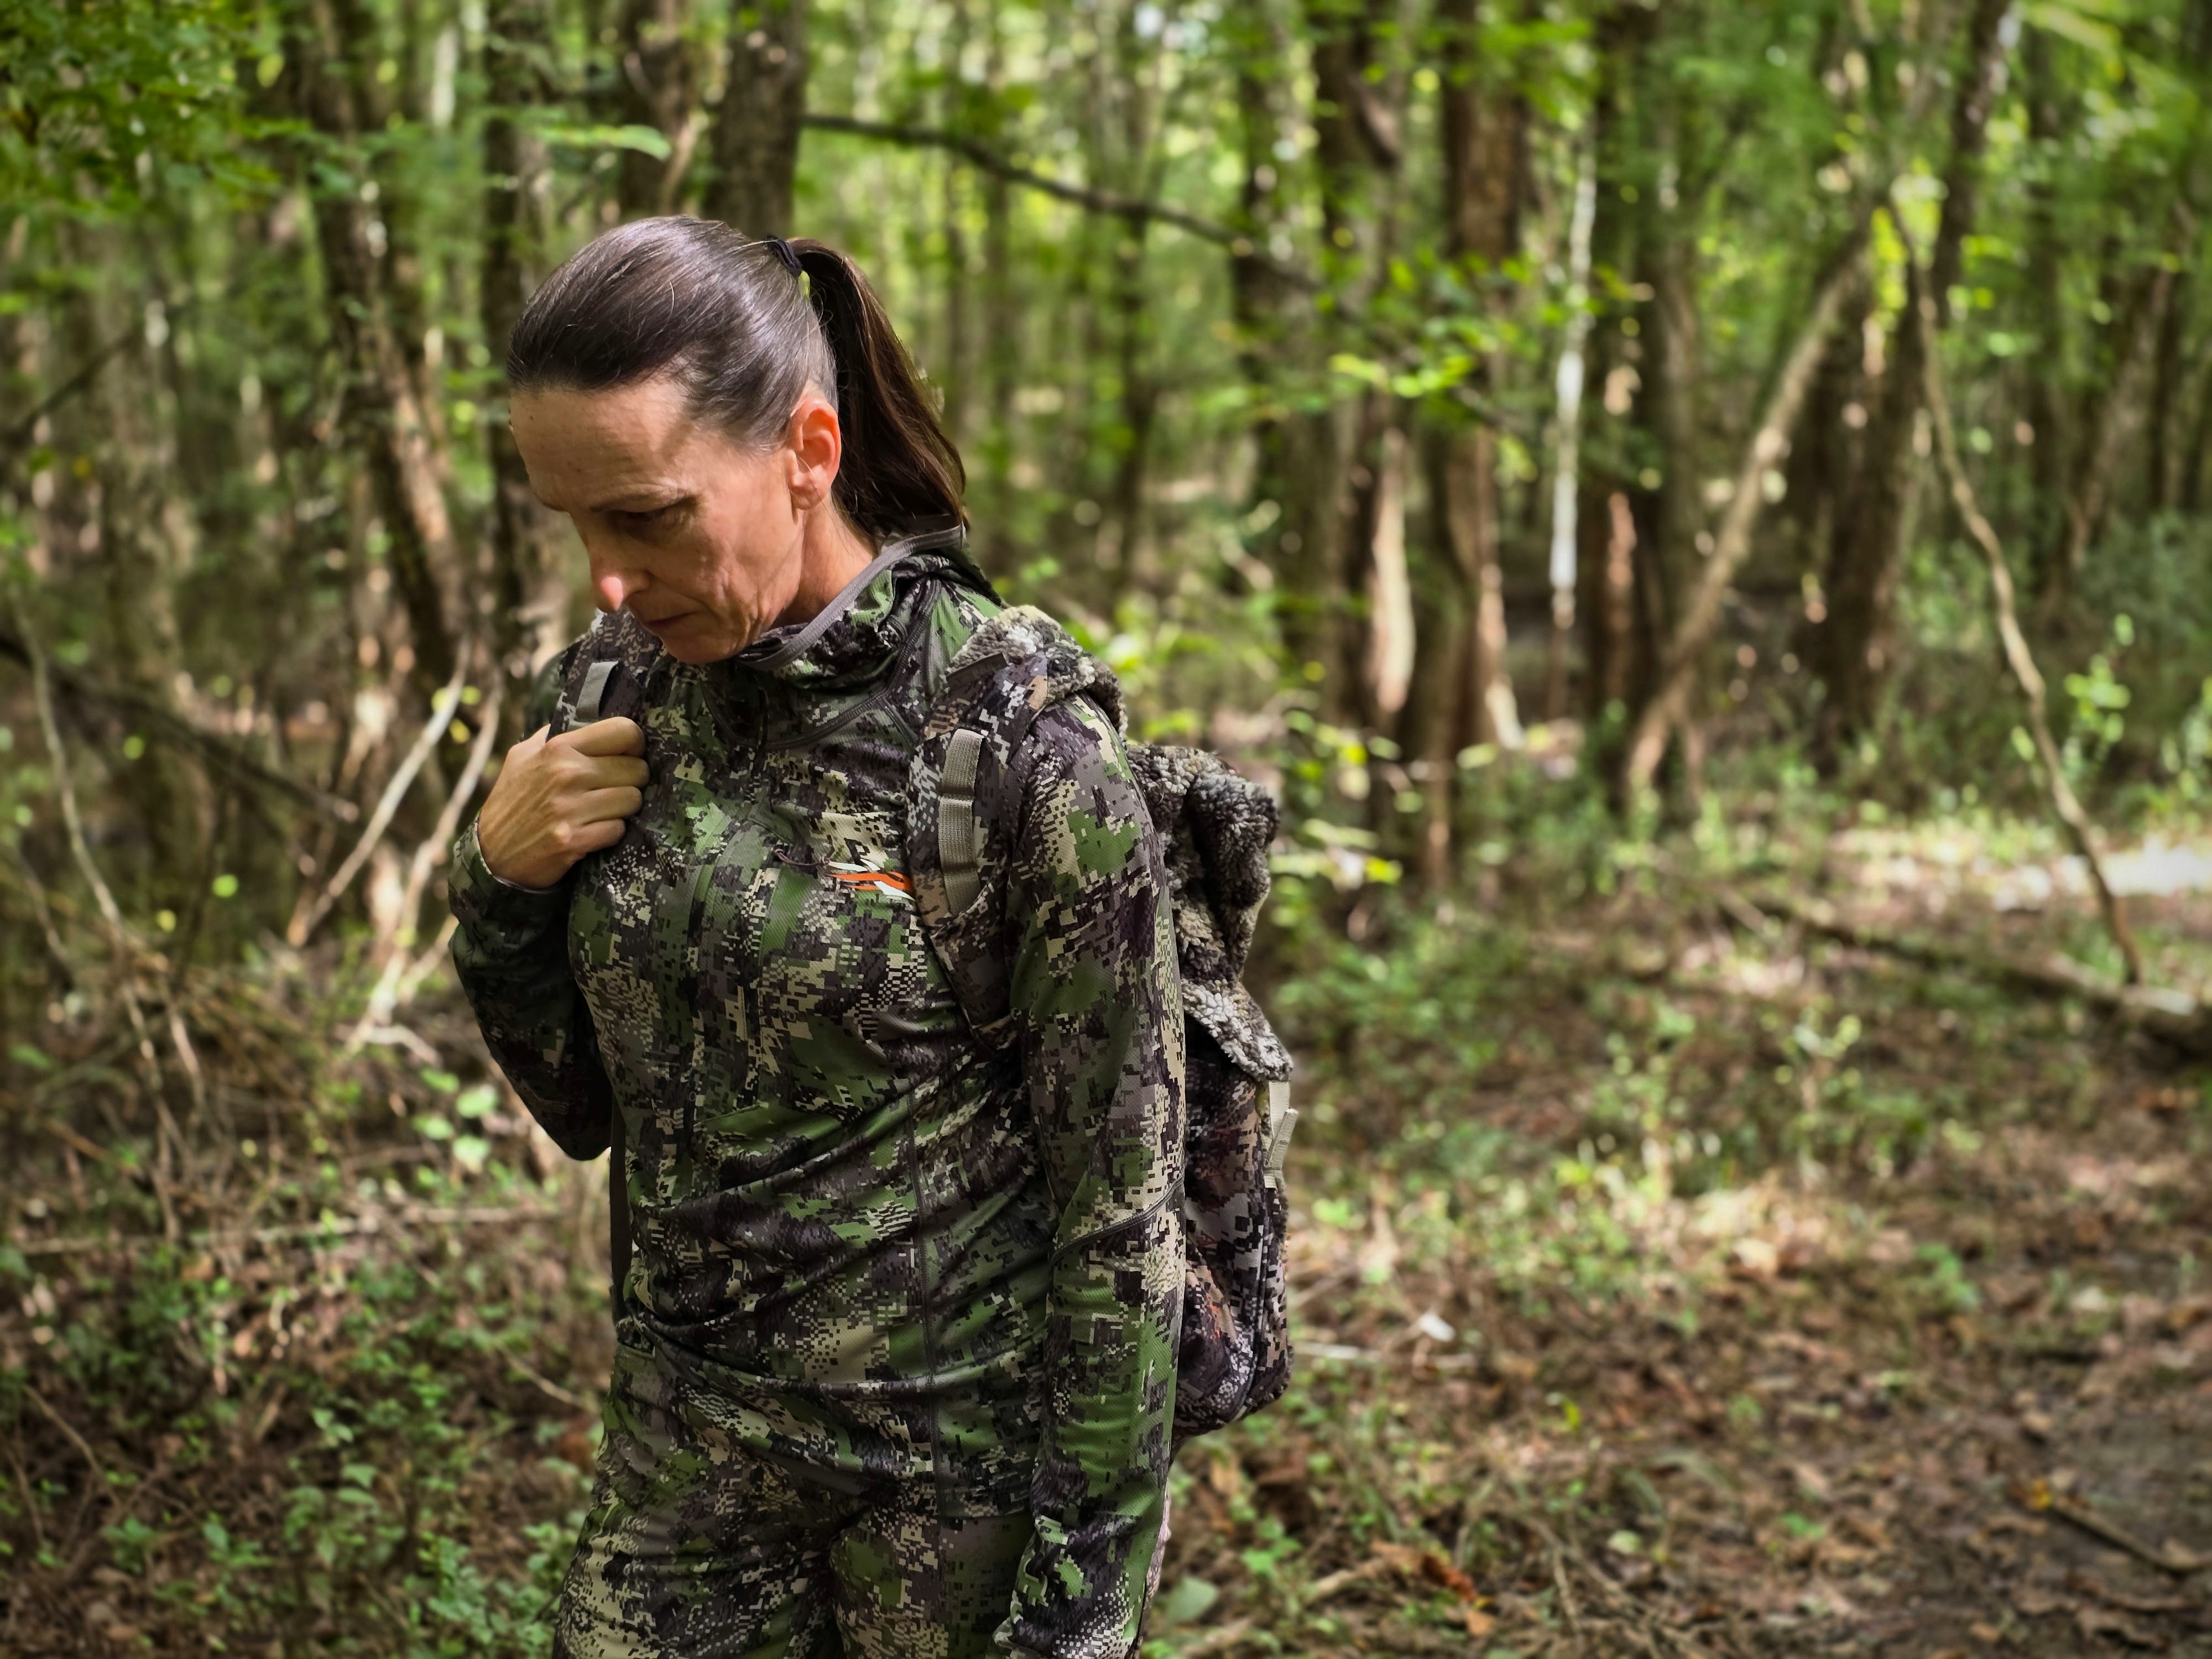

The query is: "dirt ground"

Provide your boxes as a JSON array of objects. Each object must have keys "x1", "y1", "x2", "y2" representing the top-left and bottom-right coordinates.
[
  {"x1": 6, "y1": 827, "x2": 2211, "y2": 1658},
  {"x1": 1149, "y1": 859, "x2": 2212, "y2": 1658}
]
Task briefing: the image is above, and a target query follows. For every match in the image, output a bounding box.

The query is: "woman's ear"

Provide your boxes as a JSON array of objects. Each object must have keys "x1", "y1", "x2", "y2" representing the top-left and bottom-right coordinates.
[{"x1": 785, "y1": 395, "x2": 843, "y2": 512}]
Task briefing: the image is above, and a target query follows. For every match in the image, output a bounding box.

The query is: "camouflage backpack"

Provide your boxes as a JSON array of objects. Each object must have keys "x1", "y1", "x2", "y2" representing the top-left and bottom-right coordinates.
[{"x1": 551, "y1": 535, "x2": 1297, "y2": 1443}]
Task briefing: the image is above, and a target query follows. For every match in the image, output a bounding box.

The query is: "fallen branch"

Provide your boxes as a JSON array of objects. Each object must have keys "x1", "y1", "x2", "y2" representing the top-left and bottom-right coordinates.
[
  {"x1": 1897, "y1": 208, "x2": 2147, "y2": 985},
  {"x1": 2020, "y1": 1480, "x2": 2206, "y2": 1576},
  {"x1": 1623, "y1": 216, "x2": 1872, "y2": 795},
  {"x1": 0, "y1": 628, "x2": 358, "y2": 823},
  {"x1": 1743, "y1": 890, "x2": 2212, "y2": 1057},
  {"x1": 346, "y1": 684, "x2": 503, "y2": 1051},
  {"x1": 22, "y1": 1387, "x2": 106, "y2": 1486}
]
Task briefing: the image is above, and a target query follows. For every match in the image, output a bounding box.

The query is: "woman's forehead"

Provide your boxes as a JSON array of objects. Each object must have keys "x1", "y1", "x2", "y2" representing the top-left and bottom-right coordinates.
[{"x1": 511, "y1": 379, "x2": 711, "y2": 505}]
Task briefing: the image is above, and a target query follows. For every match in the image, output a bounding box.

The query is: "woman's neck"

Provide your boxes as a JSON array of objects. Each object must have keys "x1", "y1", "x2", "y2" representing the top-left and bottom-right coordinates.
[{"x1": 775, "y1": 507, "x2": 877, "y2": 629}]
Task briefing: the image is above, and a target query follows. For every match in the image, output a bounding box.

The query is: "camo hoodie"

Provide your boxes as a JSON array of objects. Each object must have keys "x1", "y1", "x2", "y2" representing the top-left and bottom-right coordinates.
[{"x1": 448, "y1": 542, "x2": 1184, "y2": 1657}]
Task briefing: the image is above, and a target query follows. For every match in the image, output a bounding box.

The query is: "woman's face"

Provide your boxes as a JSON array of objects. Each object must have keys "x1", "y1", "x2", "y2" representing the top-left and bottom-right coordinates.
[{"x1": 511, "y1": 377, "x2": 842, "y2": 665}]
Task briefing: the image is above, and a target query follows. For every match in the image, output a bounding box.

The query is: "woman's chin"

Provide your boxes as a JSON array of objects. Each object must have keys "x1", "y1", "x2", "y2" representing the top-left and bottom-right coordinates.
[{"x1": 640, "y1": 614, "x2": 748, "y2": 664}]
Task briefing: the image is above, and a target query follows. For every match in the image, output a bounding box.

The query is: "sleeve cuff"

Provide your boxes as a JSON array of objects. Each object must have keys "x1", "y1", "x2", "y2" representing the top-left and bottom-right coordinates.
[{"x1": 450, "y1": 820, "x2": 568, "y2": 920}]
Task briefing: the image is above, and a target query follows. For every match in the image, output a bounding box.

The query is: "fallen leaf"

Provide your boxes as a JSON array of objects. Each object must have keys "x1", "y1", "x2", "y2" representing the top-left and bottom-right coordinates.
[
  {"x1": 1418, "y1": 1552, "x2": 1479, "y2": 1601},
  {"x1": 1463, "y1": 1606, "x2": 1496, "y2": 1638}
]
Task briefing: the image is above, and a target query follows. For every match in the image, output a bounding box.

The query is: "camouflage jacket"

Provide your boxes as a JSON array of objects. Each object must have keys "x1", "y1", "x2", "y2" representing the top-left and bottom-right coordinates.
[{"x1": 448, "y1": 545, "x2": 1185, "y2": 1657}]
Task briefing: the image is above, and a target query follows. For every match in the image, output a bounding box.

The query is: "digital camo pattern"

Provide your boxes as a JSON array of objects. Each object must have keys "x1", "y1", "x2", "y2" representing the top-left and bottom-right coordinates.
[
  {"x1": 449, "y1": 548, "x2": 1185, "y2": 1658},
  {"x1": 1124, "y1": 747, "x2": 1295, "y2": 1439},
  {"x1": 895, "y1": 618, "x2": 1295, "y2": 1447}
]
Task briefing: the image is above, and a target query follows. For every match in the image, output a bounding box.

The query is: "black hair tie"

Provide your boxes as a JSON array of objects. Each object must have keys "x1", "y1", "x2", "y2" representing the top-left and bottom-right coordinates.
[{"x1": 766, "y1": 237, "x2": 803, "y2": 276}]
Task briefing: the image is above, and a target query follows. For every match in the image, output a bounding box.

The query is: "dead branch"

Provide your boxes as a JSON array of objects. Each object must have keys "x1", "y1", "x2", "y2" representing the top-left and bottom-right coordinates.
[
  {"x1": 1745, "y1": 890, "x2": 2212, "y2": 1057},
  {"x1": 1623, "y1": 217, "x2": 1873, "y2": 795},
  {"x1": 17, "y1": 604, "x2": 186, "y2": 1239},
  {"x1": 288, "y1": 648, "x2": 474, "y2": 947},
  {"x1": 347, "y1": 682, "x2": 504, "y2": 1050},
  {"x1": 802, "y1": 113, "x2": 1319, "y2": 290},
  {"x1": 1896, "y1": 208, "x2": 2148, "y2": 986},
  {"x1": 0, "y1": 628, "x2": 359, "y2": 824}
]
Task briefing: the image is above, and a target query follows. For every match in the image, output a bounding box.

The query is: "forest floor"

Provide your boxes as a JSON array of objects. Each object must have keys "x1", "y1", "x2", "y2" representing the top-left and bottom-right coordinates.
[{"x1": 4, "y1": 794, "x2": 2212, "y2": 1658}]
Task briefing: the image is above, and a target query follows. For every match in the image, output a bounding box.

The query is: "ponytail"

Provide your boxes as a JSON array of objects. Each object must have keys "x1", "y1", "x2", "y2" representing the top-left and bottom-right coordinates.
[
  {"x1": 790, "y1": 239, "x2": 967, "y2": 536},
  {"x1": 507, "y1": 217, "x2": 965, "y2": 541}
]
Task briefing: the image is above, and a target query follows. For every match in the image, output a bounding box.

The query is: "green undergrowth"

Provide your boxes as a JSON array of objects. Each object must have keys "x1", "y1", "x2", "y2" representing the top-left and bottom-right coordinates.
[{"x1": 7, "y1": 762, "x2": 2212, "y2": 1656}]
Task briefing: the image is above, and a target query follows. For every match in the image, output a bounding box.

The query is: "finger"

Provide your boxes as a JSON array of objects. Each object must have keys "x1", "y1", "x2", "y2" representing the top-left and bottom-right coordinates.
[
  {"x1": 504, "y1": 726, "x2": 551, "y2": 766},
  {"x1": 575, "y1": 755, "x2": 651, "y2": 791},
  {"x1": 566, "y1": 815, "x2": 629, "y2": 855},
  {"x1": 572, "y1": 785, "x2": 645, "y2": 823},
  {"x1": 566, "y1": 716, "x2": 646, "y2": 758}
]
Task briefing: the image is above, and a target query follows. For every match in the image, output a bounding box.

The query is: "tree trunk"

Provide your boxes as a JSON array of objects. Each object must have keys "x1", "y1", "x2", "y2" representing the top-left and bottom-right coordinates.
[
  {"x1": 483, "y1": 0, "x2": 569, "y2": 723},
  {"x1": 1434, "y1": 0, "x2": 1524, "y2": 752},
  {"x1": 293, "y1": 0, "x2": 459, "y2": 702},
  {"x1": 1290, "y1": 0, "x2": 1401, "y2": 721},
  {"x1": 1624, "y1": 226, "x2": 1870, "y2": 795},
  {"x1": 1815, "y1": 0, "x2": 2010, "y2": 750},
  {"x1": 611, "y1": 0, "x2": 697, "y2": 219},
  {"x1": 703, "y1": 0, "x2": 807, "y2": 232}
]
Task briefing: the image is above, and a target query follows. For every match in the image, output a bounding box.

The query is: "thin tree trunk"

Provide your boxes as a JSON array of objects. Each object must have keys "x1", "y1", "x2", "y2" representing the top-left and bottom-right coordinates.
[
  {"x1": 1545, "y1": 153, "x2": 1598, "y2": 723},
  {"x1": 703, "y1": 0, "x2": 807, "y2": 232}
]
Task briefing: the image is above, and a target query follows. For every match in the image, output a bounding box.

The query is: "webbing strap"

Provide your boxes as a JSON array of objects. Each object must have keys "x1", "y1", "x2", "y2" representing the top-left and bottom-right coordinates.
[
  {"x1": 938, "y1": 728, "x2": 985, "y2": 916},
  {"x1": 1263, "y1": 1080, "x2": 1297, "y2": 1187},
  {"x1": 575, "y1": 659, "x2": 616, "y2": 725}
]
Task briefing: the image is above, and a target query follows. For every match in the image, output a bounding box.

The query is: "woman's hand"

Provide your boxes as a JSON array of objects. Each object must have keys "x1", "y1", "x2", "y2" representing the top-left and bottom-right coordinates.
[{"x1": 476, "y1": 718, "x2": 649, "y2": 890}]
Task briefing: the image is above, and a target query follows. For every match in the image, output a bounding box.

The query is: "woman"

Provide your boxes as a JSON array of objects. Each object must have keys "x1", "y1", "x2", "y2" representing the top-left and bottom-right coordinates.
[{"x1": 448, "y1": 219, "x2": 1183, "y2": 1659}]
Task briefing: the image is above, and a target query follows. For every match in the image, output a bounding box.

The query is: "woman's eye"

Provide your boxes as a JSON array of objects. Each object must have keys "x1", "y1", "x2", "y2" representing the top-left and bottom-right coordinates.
[{"x1": 617, "y1": 505, "x2": 673, "y2": 529}]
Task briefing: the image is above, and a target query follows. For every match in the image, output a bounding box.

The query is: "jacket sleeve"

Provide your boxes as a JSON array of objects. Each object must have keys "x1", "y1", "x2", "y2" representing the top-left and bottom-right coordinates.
[
  {"x1": 447, "y1": 820, "x2": 614, "y2": 1160},
  {"x1": 994, "y1": 696, "x2": 1185, "y2": 1658}
]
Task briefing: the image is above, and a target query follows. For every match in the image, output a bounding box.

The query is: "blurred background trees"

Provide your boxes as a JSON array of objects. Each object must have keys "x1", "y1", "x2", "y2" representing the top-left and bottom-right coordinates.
[{"x1": 6, "y1": 0, "x2": 2212, "y2": 961}]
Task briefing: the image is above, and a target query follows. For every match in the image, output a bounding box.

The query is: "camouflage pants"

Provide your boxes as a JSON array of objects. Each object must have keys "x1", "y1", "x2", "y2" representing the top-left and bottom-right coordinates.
[{"x1": 554, "y1": 1335, "x2": 1035, "y2": 1659}]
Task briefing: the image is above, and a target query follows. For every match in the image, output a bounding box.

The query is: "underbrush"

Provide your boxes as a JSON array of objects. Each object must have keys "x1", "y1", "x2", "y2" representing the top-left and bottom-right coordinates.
[{"x1": 5, "y1": 749, "x2": 2210, "y2": 1657}]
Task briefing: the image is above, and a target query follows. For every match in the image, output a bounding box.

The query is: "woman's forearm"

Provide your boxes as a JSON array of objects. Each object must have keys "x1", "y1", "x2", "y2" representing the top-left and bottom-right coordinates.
[{"x1": 448, "y1": 820, "x2": 615, "y2": 1160}]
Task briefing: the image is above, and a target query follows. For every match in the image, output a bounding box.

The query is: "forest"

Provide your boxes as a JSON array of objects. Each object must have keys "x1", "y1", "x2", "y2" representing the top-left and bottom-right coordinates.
[{"x1": 4, "y1": 0, "x2": 2212, "y2": 1650}]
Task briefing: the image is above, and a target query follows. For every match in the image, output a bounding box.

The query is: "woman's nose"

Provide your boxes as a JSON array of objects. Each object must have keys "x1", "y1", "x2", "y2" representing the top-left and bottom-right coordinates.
[{"x1": 592, "y1": 568, "x2": 632, "y2": 613}]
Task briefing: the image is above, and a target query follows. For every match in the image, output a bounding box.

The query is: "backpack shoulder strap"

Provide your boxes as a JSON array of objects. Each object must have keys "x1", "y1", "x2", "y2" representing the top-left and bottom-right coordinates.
[
  {"x1": 905, "y1": 605, "x2": 1125, "y2": 1047},
  {"x1": 547, "y1": 609, "x2": 667, "y2": 737},
  {"x1": 539, "y1": 608, "x2": 665, "y2": 1317}
]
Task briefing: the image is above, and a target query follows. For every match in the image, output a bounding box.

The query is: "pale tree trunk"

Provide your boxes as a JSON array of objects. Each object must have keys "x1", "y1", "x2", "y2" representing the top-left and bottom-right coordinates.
[
  {"x1": 1545, "y1": 153, "x2": 1598, "y2": 722},
  {"x1": 1815, "y1": 0, "x2": 2010, "y2": 749},
  {"x1": 482, "y1": 0, "x2": 570, "y2": 724},
  {"x1": 704, "y1": 0, "x2": 807, "y2": 232}
]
